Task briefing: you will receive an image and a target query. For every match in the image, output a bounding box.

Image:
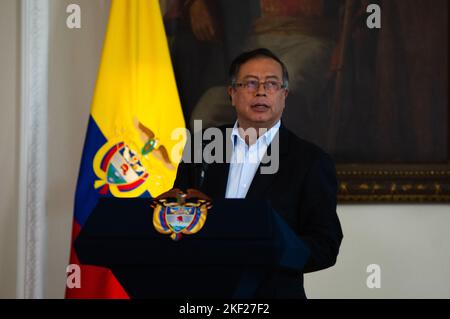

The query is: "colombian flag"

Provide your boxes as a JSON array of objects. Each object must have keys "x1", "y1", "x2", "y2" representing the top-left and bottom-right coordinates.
[{"x1": 65, "y1": 0, "x2": 185, "y2": 298}]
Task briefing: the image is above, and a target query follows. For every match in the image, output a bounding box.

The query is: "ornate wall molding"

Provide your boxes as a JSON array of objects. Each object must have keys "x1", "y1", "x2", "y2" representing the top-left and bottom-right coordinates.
[{"x1": 337, "y1": 164, "x2": 450, "y2": 202}]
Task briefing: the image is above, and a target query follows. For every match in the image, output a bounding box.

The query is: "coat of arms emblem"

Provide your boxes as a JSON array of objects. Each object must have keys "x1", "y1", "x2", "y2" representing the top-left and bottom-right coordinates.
[
  {"x1": 92, "y1": 118, "x2": 177, "y2": 197},
  {"x1": 152, "y1": 194, "x2": 211, "y2": 241}
]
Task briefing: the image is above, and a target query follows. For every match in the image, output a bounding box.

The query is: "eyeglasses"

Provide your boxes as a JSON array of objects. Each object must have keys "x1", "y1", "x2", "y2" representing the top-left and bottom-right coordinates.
[{"x1": 233, "y1": 80, "x2": 287, "y2": 94}]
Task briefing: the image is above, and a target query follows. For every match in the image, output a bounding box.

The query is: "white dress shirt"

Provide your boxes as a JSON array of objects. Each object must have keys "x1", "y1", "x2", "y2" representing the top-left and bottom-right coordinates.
[{"x1": 225, "y1": 120, "x2": 281, "y2": 199}]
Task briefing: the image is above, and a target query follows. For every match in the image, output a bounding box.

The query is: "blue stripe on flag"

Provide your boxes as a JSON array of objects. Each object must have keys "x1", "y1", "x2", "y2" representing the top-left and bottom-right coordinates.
[{"x1": 74, "y1": 116, "x2": 107, "y2": 227}]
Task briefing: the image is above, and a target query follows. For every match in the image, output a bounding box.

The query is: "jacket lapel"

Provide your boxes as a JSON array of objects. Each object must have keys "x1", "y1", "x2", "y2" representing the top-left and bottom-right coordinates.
[
  {"x1": 202, "y1": 162, "x2": 230, "y2": 198},
  {"x1": 201, "y1": 126, "x2": 232, "y2": 198},
  {"x1": 201, "y1": 124, "x2": 290, "y2": 199}
]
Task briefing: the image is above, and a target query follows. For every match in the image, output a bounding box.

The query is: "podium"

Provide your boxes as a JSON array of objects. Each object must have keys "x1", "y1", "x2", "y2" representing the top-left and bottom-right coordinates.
[{"x1": 74, "y1": 198, "x2": 310, "y2": 298}]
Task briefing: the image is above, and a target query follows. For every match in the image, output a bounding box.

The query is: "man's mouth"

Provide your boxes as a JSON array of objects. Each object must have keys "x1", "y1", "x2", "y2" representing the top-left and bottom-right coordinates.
[{"x1": 251, "y1": 103, "x2": 270, "y2": 111}]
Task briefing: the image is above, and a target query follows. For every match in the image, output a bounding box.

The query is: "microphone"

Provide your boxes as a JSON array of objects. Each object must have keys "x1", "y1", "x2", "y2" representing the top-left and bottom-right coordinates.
[
  {"x1": 198, "y1": 161, "x2": 209, "y2": 189},
  {"x1": 197, "y1": 140, "x2": 209, "y2": 189}
]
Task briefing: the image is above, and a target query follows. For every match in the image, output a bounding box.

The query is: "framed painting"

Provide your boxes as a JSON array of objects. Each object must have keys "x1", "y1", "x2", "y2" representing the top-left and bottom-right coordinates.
[{"x1": 162, "y1": 0, "x2": 449, "y2": 202}]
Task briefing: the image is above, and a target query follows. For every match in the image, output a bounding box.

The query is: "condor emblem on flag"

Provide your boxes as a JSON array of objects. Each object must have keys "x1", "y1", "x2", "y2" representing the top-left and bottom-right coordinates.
[{"x1": 92, "y1": 119, "x2": 178, "y2": 198}]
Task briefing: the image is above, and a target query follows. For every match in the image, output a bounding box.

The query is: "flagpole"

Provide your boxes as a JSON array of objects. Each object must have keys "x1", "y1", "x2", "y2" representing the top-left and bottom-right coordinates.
[{"x1": 17, "y1": 0, "x2": 49, "y2": 299}]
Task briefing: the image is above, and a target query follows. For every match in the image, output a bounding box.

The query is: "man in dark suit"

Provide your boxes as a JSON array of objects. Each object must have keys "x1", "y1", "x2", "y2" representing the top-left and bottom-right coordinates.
[{"x1": 161, "y1": 48, "x2": 343, "y2": 298}]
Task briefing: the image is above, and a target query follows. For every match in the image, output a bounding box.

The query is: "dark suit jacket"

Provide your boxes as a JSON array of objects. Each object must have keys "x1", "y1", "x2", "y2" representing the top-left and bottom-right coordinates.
[{"x1": 174, "y1": 124, "x2": 343, "y2": 298}]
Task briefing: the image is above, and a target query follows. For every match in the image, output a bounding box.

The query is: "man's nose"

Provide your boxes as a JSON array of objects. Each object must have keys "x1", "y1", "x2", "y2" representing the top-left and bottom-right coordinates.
[{"x1": 255, "y1": 82, "x2": 267, "y2": 96}]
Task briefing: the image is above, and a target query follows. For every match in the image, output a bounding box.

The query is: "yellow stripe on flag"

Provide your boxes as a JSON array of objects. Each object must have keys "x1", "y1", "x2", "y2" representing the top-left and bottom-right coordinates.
[{"x1": 90, "y1": 0, "x2": 186, "y2": 197}]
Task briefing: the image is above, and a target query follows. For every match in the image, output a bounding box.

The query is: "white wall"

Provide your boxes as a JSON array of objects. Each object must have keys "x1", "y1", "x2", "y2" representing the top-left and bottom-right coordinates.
[
  {"x1": 305, "y1": 205, "x2": 450, "y2": 298},
  {"x1": 0, "y1": 0, "x2": 19, "y2": 299},
  {"x1": 0, "y1": 0, "x2": 449, "y2": 299}
]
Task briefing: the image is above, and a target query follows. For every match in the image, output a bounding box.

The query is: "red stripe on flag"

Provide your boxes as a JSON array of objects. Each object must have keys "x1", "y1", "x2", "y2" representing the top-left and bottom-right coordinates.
[{"x1": 65, "y1": 220, "x2": 129, "y2": 299}]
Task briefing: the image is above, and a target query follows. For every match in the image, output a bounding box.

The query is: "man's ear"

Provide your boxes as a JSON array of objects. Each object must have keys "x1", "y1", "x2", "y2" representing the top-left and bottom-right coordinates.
[
  {"x1": 227, "y1": 86, "x2": 234, "y2": 105},
  {"x1": 284, "y1": 89, "x2": 289, "y2": 98}
]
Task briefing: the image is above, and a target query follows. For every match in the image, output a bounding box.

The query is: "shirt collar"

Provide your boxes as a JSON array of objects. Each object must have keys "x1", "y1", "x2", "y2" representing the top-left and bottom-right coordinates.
[{"x1": 230, "y1": 120, "x2": 281, "y2": 147}]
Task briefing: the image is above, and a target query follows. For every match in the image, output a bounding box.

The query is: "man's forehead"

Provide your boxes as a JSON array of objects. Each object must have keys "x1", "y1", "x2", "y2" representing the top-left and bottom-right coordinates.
[
  {"x1": 241, "y1": 74, "x2": 280, "y2": 81},
  {"x1": 238, "y1": 57, "x2": 283, "y2": 78}
]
